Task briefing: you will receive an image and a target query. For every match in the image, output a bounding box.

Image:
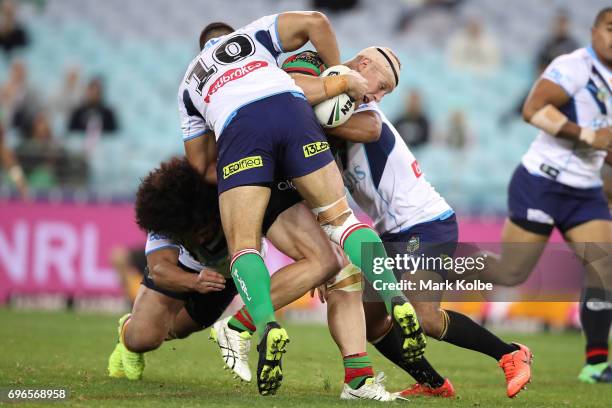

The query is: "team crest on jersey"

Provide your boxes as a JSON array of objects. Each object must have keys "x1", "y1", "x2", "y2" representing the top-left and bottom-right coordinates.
[
  {"x1": 597, "y1": 88, "x2": 608, "y2": 103},
  {"x1": 407, "y1": 236, "x2": 420, "y2": 254},
  {"x1": 303, "y1": 141, "x2": 330, "y2": 157},
  {"x1": 223, "y1": 155, "x2": 263, "y2": 179}
]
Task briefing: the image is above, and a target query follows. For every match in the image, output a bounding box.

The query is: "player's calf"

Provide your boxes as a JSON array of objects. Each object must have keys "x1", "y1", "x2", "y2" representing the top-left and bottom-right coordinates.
[{"x1": 107, "y1": 314, "x2": 146, "y2": 381}]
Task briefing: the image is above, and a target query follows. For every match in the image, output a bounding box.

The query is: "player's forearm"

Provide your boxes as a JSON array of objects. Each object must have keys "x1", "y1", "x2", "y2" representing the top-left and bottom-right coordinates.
[
  {"x1": 523, "y1": 101, "x2": 587, "y2": 143},
  {"x1": 291, "y1": 73, "x2": 351, "y2": 106},
  {"x1": 325, "y1": 112, "x2": 382, "y2": 143},
  {"x1": 556, "y1": 121, "x2": 584, "y2": 142},
  {"x1": 291, "y1": 74, "x2": 328, "y2": 105},
  {"x1": 149, "y1": 262, "x2": 197, "y2": 293}
]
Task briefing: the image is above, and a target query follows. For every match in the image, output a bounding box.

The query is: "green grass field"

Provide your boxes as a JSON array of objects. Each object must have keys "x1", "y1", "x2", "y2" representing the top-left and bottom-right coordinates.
[{"x1": 0, "y1": 310, "x2": 611, "y2": 407}]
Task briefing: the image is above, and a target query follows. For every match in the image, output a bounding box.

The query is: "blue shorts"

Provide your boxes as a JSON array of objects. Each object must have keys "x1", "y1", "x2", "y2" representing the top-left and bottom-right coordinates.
[
  {"x1": 508, "y1": 165, "x2": 611, "y2": 235},
  {"x1": 381, "y1": 214, "x2": 458, "y2": 278},
  {"x1": 216, "y1": 92, "x2": 334, "y2": 194}
]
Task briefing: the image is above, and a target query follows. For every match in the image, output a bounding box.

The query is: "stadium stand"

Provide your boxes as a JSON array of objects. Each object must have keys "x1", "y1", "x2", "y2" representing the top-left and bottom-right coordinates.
[{"x1": 0, "y1": 0, "x2": 609, "y2": 213}]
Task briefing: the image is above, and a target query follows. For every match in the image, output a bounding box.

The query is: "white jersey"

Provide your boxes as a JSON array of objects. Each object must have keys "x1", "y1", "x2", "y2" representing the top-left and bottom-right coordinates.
[
  {"x1": 145, "y1": 231, "x2": 230, "y2": 277},
  {"x1": 522, "y1": 47, "x2": 612, "y2": 188},
  {"x1": 178, "y1": 14, "x2": 303, "y2": 140},
  {"x1": 342, "y1": 102, "x2": 453, "y2": 235}
]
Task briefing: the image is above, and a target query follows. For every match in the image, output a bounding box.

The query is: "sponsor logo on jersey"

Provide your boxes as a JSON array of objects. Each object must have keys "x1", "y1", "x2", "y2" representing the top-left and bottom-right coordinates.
[
  {"x1": 342, "y1": 165, "x2": 366, "y2": 193},
  {"x1": 539, "y1": 163, "x2": 559, "y2": 179},
  {"x1": 204, "y1": 60, "x2": 269, "y2": 103},
  {"x1": 148, "y1": 232, "x2": 170, "y2": 241},
  {"x1": 303, "y1": 141, "x2": 330, "y2": 158},
  {"x1": 223, "y1": 155, "x2": 263, "y2": 179},
  {"x1": 411, "y1": 160, "x2": 423, "y2": 178}
]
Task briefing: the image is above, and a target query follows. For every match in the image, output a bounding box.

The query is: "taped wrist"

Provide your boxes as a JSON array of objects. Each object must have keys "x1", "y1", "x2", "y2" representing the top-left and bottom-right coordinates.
[
  {"x1": 323, "y1": 75, "x2": 349, "y2": 98},
  {"x1": 579, "y1": 128, "x2": 596, "y2": 144},
  {"x1": 529, "y1": 104, "x2": 568, "y2": 136}
]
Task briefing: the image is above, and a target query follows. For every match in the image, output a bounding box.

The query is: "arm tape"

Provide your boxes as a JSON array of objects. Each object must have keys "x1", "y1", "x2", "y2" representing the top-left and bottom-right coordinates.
[
  {"x1": 323, "y1": 75, "x2": 348, "y2": 99},
  {"x1": 529, "y1": 104, "x2": 568, "y2": 136},
  {"x1": 579, "y1": 128, "x2": 596, "y2": 144}
]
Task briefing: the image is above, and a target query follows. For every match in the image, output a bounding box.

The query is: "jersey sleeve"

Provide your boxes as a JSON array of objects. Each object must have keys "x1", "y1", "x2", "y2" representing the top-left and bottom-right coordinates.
[
  {"x1": 145, "y1": 232, "x2": 181, "y2": 255},
  {"x1": 354, "y1": 101, "x2": 381, "y2": 116},
  {"x1": 178, "y1": 87, "x2": 212, "y2": 141},
  {"x1": 282, "y1": 51, "x2": 326, "y2": 77},
  {"x1": 248, "y1": 14, "x2": 285, "y2": 54},
  {"x1": 541, "y1": 53, "x2": 590, "y2": 97}
]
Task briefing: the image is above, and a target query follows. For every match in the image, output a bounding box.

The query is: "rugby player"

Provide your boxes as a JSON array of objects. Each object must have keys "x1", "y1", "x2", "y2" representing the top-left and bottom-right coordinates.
[
  {"x1": 191, "y1": 23, "x2": 402, "y2": 400},
  {"x1": 337, "y1": 101, "x2": 531, "y2": 399},
  {"x1": 107, "y1": 157, "x2": 399, "y2": 400},
  {"x1": 215, "y1": 49, "x2": 532, "y2": 398},
  {"x1": 475, "y1": 8, "x2": 612, "y2": 384},
  {"x1": 105, "y1": 158, "x2": 339, "y2": 379},
  {"x1": 178, "y1": 11, "x2": 424, "y2": 395}
]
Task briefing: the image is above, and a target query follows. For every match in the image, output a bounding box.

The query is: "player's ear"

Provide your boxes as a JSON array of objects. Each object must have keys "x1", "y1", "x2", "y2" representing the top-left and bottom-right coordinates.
[{"x1": 359, "y1": 56, "x2": 371, "y2": 70}]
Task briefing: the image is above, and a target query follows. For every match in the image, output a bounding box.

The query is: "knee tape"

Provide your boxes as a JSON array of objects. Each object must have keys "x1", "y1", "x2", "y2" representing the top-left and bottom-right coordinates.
[
  {"x1": 327, "y1": 263, "x2": 363, "y2": 293},
  {"x1": 312, "y1": 196, "x2": 370, "y2": 246}
]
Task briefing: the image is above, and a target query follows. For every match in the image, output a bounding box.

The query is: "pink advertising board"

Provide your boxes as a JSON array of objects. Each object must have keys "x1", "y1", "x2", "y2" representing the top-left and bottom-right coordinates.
[
  {"x1": 4, "y1": 200, "x2": 562, "y2": 303},
  {"x1": 0, "y1": 200, "x2": 146, "y2": 302}
]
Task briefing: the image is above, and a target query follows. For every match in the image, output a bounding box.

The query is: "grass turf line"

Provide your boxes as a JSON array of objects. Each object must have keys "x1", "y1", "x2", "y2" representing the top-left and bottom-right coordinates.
[{"x1": 0, "y1": 310, "x2": 611, "y2": 407}]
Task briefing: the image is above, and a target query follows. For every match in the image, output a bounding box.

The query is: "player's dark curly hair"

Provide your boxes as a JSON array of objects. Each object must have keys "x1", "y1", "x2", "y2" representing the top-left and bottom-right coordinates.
[
  {"x1": 135, "y1": 157, "x2": 219, "y2": 241},
  {"x1": 199, "y1": 22, "x2": 234, "y2": 50}
]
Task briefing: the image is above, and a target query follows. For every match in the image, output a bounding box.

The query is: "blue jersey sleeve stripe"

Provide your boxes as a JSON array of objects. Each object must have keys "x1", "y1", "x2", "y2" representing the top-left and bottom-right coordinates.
[
  {"x1": 145, "y1": 244, "x2": 180, "y2": 255},
  {"x1": 542, "y1": 72, "x2": 573, "y2": 97},
  {"x1": 274, "y1": 14, "x2": 284, "y2": 52},
  {"x1": 183, "y1": 129, "x2": 211, "y2": 141}
]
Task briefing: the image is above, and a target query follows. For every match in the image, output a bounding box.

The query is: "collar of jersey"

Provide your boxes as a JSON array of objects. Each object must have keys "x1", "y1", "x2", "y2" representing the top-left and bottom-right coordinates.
[{"x1": 587, "y1": 45, "x2": 612, "y2": 75}]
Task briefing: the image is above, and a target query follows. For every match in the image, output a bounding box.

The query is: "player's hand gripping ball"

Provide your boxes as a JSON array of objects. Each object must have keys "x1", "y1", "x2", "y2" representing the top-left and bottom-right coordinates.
[{"x1": 314, "y1": 65, "x2": 356, "y2": 128}]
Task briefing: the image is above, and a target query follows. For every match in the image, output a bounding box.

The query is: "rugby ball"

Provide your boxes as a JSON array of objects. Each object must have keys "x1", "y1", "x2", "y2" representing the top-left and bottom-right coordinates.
[{"x1": 314, "y1": 65, "x2": 356, "y2": 128}]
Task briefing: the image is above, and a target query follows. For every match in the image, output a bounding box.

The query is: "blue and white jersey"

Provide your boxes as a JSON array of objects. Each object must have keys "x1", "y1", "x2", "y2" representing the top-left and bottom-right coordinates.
[
  {"x1": 343, "y1": 102, "x2": 453, "y2": 235},
  {"x1": 522, "y1": 47, "x2": 612, "y2": 188},
  {"x1": 178, "y1": 14, "x2": 303, "y2": 140},
  {"x1": 144, "y1": 231, "x2": 230, "y2": 277}
]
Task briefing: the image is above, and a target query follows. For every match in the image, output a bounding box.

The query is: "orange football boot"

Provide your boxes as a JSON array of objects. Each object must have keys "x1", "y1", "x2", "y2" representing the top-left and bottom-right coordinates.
[
  {"x1": 499, "y1": 343, "x2": 532, "y2": 398},
  {"x1": 399, "y1": 378, "x2": 456, "y2": 398}
]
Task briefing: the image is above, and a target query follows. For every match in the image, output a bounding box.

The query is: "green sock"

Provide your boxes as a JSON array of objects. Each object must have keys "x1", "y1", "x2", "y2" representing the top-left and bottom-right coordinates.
[
  {"x1": 230, "y1": 251, "x2": 275, "y2": 335},
  {"x1": 343, "y1": 226, "x2": 406, "y2": 313},
  {"x1": 343, "y1": 352, "x2": 374, "y2": 389}
]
